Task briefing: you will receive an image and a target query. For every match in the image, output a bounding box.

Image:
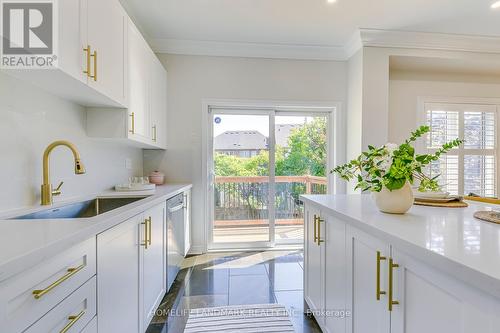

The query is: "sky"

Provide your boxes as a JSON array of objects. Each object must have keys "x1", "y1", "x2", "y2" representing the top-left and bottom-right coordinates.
[{"x1": 212, "y1": 114, "x2": 322, "y2": 137}]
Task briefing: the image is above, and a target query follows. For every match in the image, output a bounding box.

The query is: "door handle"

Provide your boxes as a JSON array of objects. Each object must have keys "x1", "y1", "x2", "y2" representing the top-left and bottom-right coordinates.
[
  {"x1": 90, "y1": 50, "x2": 97, "y2": 81},
  {"x1": 147, "y1": 216, "x2": 152, "y2": 246},
  {"x1": 388, "y1": 258, "x2": 399, "y2": 311},
  {"x1": 83, "y1": 45, "x2": 91, "y2": 77},
  {"x1": 141, "y1": 219, "x2": 149, "y2": 249},
  {"x1": 129, "y1": 112, "x2": 135, "y2": 134},
  {"x1": 313, "y1": 214, "x2": 318, "y2": 243},
  {"x1": 376, "y1": 251, "x2": 386, "y2": 300},
  {"x1": 316, "y1": 216, "x2": 324, "y2": 246}
]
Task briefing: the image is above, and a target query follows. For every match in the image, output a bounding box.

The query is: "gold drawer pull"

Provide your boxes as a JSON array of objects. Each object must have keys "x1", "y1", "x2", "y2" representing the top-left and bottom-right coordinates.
[
  {"x1": 148, "y1": 216, "x2": 152, "y2": 246},
  {"x1": 388, "y1": 258, "x2": 399, "y2": 311},
  {"x1": 152, "y1": 125, "x2": 157, "y2": 142},
  {"x1": 129, "y1": 112, "x2": 135, "y2": 134},
  {"x1": 313, "y1": 214, "x2": 318, "y2": 243},
  {"x1": 316, "y1": 216, "x2": 324, "y2": 246},
  {"x1": 376, "y1": 251, "x2": 386, "y2": 300},
  {"x1": 32, "y1": 264, "x2": 85, "y2": 299},
  {"x1": 60, "y1": 310, "x2": 85, "y2": 333},
  {"x1": 90, "y1": 50, "x2": 97, "y2": 81},
  {"x1": 83, "y1": 45, "x2": 91, "y2": 77}
]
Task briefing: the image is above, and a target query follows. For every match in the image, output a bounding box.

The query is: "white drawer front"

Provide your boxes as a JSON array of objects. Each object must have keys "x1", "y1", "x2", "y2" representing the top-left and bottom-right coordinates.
[
  {"x1": 81, "y1": 317, "x2": 97, "y2": 333},
  {"x1": 24, "y1": 276, "x2": 97, "y2": 333},
  {"x1": 0, "y1": 237, "x2": 96, "y2": 333}
]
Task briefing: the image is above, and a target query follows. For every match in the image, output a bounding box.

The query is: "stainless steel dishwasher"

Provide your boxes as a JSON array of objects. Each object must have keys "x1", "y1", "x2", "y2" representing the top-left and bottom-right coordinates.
[{"x1": 166, "y1": 193, "x2": 185, "y2": 291}]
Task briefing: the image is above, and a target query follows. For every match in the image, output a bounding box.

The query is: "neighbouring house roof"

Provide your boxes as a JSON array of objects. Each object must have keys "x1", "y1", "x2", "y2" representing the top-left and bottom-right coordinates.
[
  {"x1": 275, "y1": 124, "x2": 300, "y2": 148},
  {"x1": 214, "y1": 131, "x2": 268, "y2": 151}
]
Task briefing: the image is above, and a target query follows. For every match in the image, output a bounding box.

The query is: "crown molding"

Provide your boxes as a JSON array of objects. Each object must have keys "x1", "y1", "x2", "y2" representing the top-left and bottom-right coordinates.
[
  {"x1": 149, "y1": 30, "x2": 500, "y2": 61},
  {"x1": 149, "y1": 38, "x2": 349, "y2": 61},
  {"x1": 359, "y1": 28, "x2": 500, "y2": 54}
]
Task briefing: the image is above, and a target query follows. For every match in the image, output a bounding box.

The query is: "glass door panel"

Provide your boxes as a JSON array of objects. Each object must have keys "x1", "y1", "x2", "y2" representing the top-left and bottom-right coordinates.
[
  {"x1": 274, "y1": 115, "x2": 328, "y2": 244},
  {"x1": 212, "y1": 113, "x2": 271, "y2": 245}
]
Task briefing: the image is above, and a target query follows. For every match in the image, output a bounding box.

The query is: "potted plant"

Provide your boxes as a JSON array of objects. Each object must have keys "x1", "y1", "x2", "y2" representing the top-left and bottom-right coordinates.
[{"x1": 331, "y1": 126, "x2": 462, "y2": 214}]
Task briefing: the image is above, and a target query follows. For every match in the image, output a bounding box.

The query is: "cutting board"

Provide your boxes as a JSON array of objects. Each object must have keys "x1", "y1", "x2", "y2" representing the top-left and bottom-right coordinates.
[{"x1": 414, "y1": 199, "x2": 468, "y2": 208}]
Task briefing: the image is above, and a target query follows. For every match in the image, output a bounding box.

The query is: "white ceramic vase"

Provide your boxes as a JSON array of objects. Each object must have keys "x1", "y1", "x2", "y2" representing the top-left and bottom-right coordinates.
[{"x1": 371, "y1": 182, "x2": 414, "y2": 214}]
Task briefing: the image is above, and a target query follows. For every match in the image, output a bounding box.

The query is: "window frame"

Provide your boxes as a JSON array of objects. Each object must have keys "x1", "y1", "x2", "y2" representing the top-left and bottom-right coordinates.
[{"x1": 417, "y1": 97, "x2": 500, "y2": 196}]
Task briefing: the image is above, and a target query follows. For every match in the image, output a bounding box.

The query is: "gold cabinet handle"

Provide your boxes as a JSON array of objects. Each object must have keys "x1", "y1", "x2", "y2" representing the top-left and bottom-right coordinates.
[
  {"x1": 32, "y1": 264, "x2": 85, "y2": 299},
  {"x1": 376, "y1": 251, "x2": 387, "y2": 300},
  {"x1": 388, "y1": 258, "x2": 399, "y2": 311},
  {"x1": 129, "y1": 112, "x2": 135, "y2": 134},
  {"x1": 60, "y1": 310, "x2": 85, "y2": 333},
  {"x1": 141, "y1": 219, "x2": 149, "y2": 249},
  {"x1": 83, "y1": 45, "x2": 91, "y2": 77},
  {"x1": 90, "y1": 50, "x2": 97, "y2": 81},
  {"x1": 313, "y1": 214, "x2": 318, "y2": 243},
  {"x1": 152, "y1": 125, "x2": 157, "y2": 142},
  {"x1": 316, "y1": 216, "x2": 324, "y2": 246},
  {"x1": 147, "y1": 216, "x2": 152, "y2": 246}
]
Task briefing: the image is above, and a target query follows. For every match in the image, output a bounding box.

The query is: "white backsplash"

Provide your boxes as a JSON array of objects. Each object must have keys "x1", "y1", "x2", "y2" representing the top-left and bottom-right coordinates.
[{"x1": 0, "y1": 72, "x2": 143, "y2": 211}]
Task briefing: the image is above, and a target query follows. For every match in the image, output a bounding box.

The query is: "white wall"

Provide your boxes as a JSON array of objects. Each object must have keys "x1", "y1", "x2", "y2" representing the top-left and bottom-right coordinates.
[
  {"x1": 0, "y1": 72, "x2": 143, "y2": 211},
  {"x1": 143, "y1": 54, "x2": 347, "y2": 253},
  {"x1": 389, "y1": 71, "x2": 500, "y2": 143}
]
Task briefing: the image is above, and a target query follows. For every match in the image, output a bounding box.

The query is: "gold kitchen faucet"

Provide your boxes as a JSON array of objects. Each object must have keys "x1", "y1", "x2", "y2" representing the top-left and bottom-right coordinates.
[{"x1": 41, "y1": 141, "x2": 86, "y2": 205}]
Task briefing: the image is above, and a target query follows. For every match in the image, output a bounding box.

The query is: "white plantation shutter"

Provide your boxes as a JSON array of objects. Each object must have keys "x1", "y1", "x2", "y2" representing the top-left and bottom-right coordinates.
[{"x1": 424, "y1": 103, "x2": 497, "y2": 197}]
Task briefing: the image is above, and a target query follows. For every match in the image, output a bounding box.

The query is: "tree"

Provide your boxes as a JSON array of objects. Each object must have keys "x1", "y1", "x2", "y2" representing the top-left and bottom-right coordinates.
[
  {"x1": 276, "y1": 117, "x2": 327, "y2": 177},
  {"x1": 214, "y1": 117, "x2": 327, "y2": 177}
]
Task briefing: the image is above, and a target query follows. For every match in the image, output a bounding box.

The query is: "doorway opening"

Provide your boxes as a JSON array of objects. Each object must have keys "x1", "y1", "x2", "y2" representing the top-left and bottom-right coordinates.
[{"x1": 206, "y1": 105, "x2": 336, "y2": 250}]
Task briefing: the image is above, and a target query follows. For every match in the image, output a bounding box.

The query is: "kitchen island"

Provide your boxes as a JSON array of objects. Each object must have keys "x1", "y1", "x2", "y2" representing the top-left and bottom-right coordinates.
[{"x1": 301, "y1": 194, "x2": 500, "y2": 333}]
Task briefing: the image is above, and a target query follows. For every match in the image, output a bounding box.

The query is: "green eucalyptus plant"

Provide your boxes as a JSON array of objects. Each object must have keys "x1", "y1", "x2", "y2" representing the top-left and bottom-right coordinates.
[{"x1": 331, "y1": 126, "x2": 463, "y2": 192}]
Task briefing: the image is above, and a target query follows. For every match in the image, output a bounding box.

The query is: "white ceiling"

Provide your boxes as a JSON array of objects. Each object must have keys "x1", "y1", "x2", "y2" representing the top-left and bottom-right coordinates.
[{"x1": 120, "y1": 0, "x2": 500, "y2": 48}]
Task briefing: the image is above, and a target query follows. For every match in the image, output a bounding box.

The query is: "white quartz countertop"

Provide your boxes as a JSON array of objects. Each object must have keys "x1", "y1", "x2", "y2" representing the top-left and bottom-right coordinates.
[
  {"x1": 301, "y1": 194, "x2": 500, "y2": 299},
  {"x1": 0, "y1": 184, "x2": 192, "y2": 281}
]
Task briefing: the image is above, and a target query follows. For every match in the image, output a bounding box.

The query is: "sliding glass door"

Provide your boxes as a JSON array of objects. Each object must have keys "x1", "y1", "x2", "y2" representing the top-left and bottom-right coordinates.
[{"x1": 208, "y1": 108, "x2": 330, "y2": 250}]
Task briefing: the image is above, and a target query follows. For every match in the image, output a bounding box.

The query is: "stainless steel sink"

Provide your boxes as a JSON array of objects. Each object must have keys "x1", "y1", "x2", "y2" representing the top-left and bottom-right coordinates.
[{"x1": 10, "y1": 197, "x2": 147, "y2": 220}]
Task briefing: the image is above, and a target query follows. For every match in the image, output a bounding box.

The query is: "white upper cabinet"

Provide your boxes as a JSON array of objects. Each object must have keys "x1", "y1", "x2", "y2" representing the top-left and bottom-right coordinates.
[
  {"x1": 87, "y1": 16, "x2": 167, "y2": 149},
  {"x1": 1, "y1": 0, "x2": 127, "y2": 108},
  {"x1": 127, "y1": 20, "x2": 152, "y2": 142},
  {"x1": 150, "y1": 55, "x2": 168, "y2": 149},
  {"x1": 86, "y1": 0, "x2": 127, "y2": 106}
]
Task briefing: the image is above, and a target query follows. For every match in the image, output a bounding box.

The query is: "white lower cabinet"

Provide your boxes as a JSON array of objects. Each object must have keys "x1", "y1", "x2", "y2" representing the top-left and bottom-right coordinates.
[
  {"x1": 304, "y1": 202, "x2": 500, "y2": 333},
  {"x1": 141, "y1": 203, "x2": 167, "y2": 330},
  {"x1": 24, "y1": 277, "x2": 96, "y2": 333},
  {"x1": 304, "y1": 205, "x2": 323, "y2": 315},
  {"x1": 97, "y1": 214, "x2": 141, "y2": 333},
  {"x1": 97, "y1": 202, "x2": 167, "y2": 333},
  {"x1": 0, "y1": 238, "x2": 96, "y2": 333},
  {"x1": 304, "y1": 205, "x2": 346, "y2": 333},
  {"x1": 346, "y1": 225, "x2": 391, "y2": 333},
  {"x1": 391, "y1": 248, "x2": 500, "y2": 333}
]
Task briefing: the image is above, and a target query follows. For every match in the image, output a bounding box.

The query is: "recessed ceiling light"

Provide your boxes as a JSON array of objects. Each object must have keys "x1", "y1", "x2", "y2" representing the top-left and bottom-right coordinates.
[
  {"x1": 327, "y1": 0, "x2": 337, "y2": 3},
  {"x1": 491, "y1": 1, "x2": 500, "y2": 9}
]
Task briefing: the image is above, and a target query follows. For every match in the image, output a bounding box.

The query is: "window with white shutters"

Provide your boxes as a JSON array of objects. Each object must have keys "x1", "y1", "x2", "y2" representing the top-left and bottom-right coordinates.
[{"x1": 424, "y1": 103, "x2": 497, "y2": 197}]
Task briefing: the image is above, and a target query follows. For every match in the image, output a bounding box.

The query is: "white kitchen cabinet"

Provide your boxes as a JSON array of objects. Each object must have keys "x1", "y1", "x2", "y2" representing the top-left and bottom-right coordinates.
[
  {"x1": 150, "y1": 54, "x2": 168, "y2": 149},
  {"x1": 304, "y1": 205, "x2": 323, "y2": 316},
  {"x1": 141, "y1": 203, "x2": 167, "y2": 330},
  {"x1": 0, "y1": 237, "x2": 96, "y2": 333},
  {"x1": 323, "y1": 213, "x2": 346, "y2": 333},
  {"x1": 24, "y1": 277, "x2": 96, "y2": 333},
  {"x1": 97, "y1": 214, "x2": 141, "y2": 333},
  {"x1": 86, "y1": 16, "x2": 167, "y2": 149},
  {"x1": 127, "y1": 20, "x2": 152, "y2": 142},
  {"x1": 98, "y1": 203, "x2": 168, "y2": 333},
  {"x1": 2, "y1": 0, "x2": 127, "y2": 107},
  {"x1": 391, "y1": 247, "x2": 500, "y2": 333},
  {"x1": 182, "y1": 190, "x2": 191, "y2": 255},
  {"x1": 86, "y1": 0, "x2": 127, "y2": 106},
  {"x1": 303, "y1": 204, "x2": 347, "y2": 333},
  {"x1": 346, "y1": 225, "x2": 391, "y2": 333}
]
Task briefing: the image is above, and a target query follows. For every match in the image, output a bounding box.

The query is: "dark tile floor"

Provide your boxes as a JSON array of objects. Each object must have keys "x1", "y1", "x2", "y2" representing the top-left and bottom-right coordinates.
[{"x1": 146, "y1": 250, "x2": 321, "y2": 333}]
